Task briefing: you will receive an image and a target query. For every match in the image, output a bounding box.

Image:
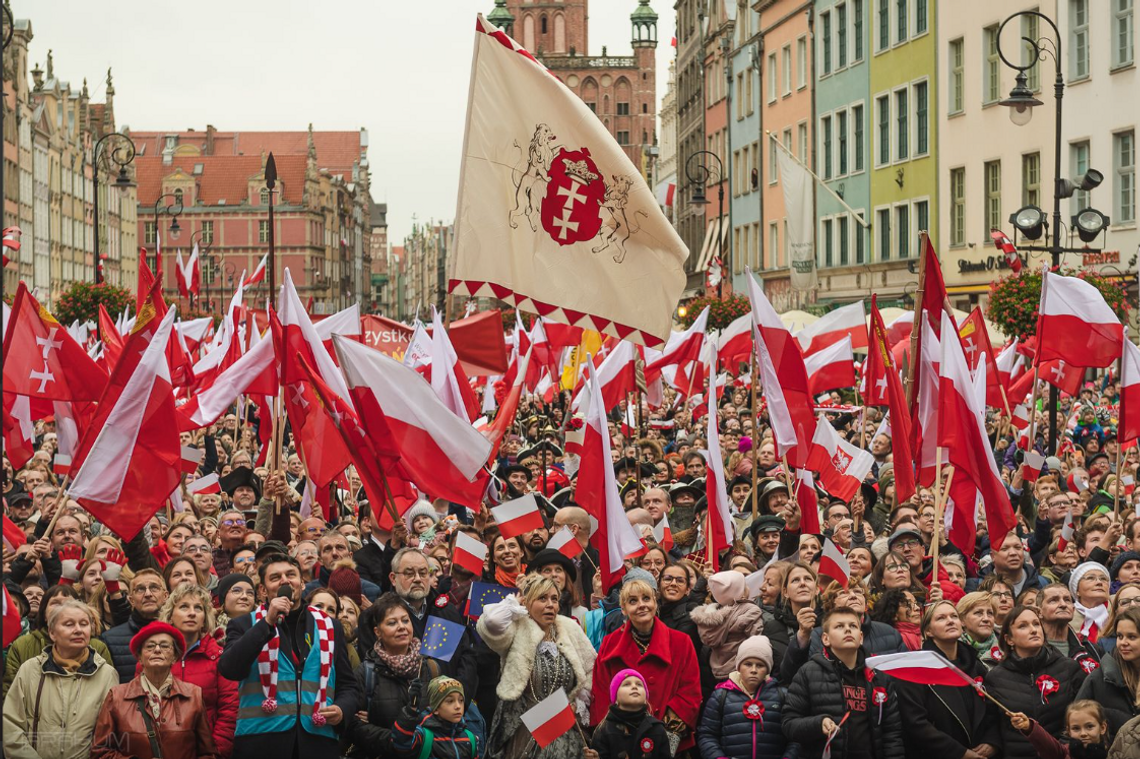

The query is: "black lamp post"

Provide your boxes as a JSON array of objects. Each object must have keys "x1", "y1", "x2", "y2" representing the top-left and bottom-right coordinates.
[
  {"x1": 189, "y1": 229, "x2": 212, "y2": 314},
  {"x1": 265, "y1": 153, "x2": 277, "y2": 298},
  {"x1": 686, "y1": 149, "x2": 726, "y2": 297},
  {"x1": 92, "y1": 132, "x2": 136, "y2": 284},
  {"x1": 151, "y1": 193, "x2": 183, "y2": 291},
  {"x1": 996, "y1": 10, "x2": 1111, "y2": 453}
]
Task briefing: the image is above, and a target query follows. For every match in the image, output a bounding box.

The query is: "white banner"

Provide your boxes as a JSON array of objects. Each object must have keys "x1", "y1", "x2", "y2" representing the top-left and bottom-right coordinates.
[{"x1": 776, "y1": 145, "x2": 817, "y2": 291}]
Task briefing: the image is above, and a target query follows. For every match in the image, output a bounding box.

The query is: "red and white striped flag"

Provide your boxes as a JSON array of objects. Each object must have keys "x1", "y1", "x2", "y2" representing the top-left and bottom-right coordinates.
[
  {"x1": 1022, "y1": 451, "x2": 1045, "y2": 482},
  {"x1": 804, "y1": 335, "x2": 857, "y2": 395},
  {"x1": 547, "y1": 526, "x2": 584, "y2": 559},
  {"x1": 818, "y1": 537, "x2": 850, "y2": 587},
  {"x1": 2, "y1": 226, "x2": 22, "y2": 253},
  {"x1": 704, "y1": 343, "x2": 735, "y2": 564},
  {"x1": 797, "y1": 300, "x2": 868, "y2": 354},
  {"x1": 180, "y1": 445, "x2": 204, "y2": 475},
  {"x1": 652, "y1": 510, "x2": 674, "y2": 551},
  {"x1": 453, "y1": 530, "x2": 489, "y2": 575},
  {"x1": 1057, "y1": 510, "x2": 1076, "y2": 552},
  {"x1": 520, "y1": 688, "x2": 577, "y2": 749},
  {"x1": 3, "y1": 513, "x2": 27, "y2": 552},
  {"x1": 187, "y1": 473, "x2": 220, "y2": 495},
  {"x1": 491, "y1": 494, "x2": 545, "y2": 539},
  {"x1": 805, "y1": 415, "x2": 874, "y2": 502},
  {"x1": 1120, "y1": 335, "x2": 1140, "y2": 445},
  {"x1": 1036, "y1": 269, "x2": 1123, "y2": 369},
  {"x1": 990, "y1": 229, "x2": 1022, "y2": 274},
  {"x1": 1011, "y1": 404, "x2": 1030, "y2": 431},
  {"x1": 242, "y1": 254, "x2": 268, "y2": 287},
  {"x1": 867, "y1": 650, "x2": 979, "y2": 688}
]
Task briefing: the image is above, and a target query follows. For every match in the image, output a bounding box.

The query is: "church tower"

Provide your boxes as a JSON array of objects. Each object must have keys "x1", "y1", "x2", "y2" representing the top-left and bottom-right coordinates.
[{"x1": 505, "y1": 0, "x2": 588, "y2": 56}]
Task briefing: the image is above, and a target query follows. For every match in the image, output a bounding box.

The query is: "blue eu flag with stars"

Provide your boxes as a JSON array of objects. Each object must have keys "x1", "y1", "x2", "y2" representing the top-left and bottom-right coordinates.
[{"x1": 421, "y1": 616, "x2": 464, "y2": 662}]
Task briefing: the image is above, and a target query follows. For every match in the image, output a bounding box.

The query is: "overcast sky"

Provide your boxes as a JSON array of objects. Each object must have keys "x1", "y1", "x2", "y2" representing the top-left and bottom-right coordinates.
[{"x1": 17, "y1": 1, "x2": 675, "y2": 245}]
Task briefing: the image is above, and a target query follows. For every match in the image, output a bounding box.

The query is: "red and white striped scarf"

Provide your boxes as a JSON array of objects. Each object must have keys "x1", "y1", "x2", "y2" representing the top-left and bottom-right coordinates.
[
  {"x1": 1076, "y1": 602, "x2": 1109, "y2": 644},
  {"x1": 252, "y1": 605, "x2": 336, "y2": 719}
]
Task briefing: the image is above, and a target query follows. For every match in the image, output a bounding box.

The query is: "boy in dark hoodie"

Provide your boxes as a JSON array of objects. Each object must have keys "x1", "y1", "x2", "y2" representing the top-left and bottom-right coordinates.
[
  {"x1": 586, "y1": 668, "x2": 671, "y2": 759},
  {"x1": 782, "y1": 607, "x2": 905, "y2": 759},
  {"x1": 392, "y1": 676, "x2": 485, "y2": 759}
]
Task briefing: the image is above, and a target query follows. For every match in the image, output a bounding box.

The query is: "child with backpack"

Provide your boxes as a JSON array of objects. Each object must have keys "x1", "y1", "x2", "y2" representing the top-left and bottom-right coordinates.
[
  {"x1": 585, "y1": 669, "x2": 672, "y2": 759},
  {"x1": 392, "y1": 676, "x2": 486, "y2": 759},
  {"x1": 696, "y1": 635, "x2": 798, "y2": 759}
]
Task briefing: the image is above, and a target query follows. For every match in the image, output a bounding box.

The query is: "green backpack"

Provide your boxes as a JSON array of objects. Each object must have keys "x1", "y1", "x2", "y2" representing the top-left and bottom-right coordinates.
[{"x1": 416, "y1": 725, "x2": 478, "y2": 759}]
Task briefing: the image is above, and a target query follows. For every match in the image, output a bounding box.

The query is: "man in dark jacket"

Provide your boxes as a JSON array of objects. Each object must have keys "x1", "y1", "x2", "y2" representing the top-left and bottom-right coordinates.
[
  {"x1": 783, "y1": 607, "x2": 905, "y2": 759},
  {"x1": 219, "y1": 553, "x2": 358, "y2": 759},
  {"x1": 352, "y1": 511, "x2": 396, "y2": 591},
  {"x1": 100, "y1": 568, "x2": 168, "y2": 682}
]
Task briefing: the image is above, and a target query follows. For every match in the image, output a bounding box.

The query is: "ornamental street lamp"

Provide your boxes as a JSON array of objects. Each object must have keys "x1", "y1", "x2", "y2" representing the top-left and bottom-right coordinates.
[
  {"x1": 686, "y1": 150, "x2": 727, "y2": 297},
  {"x1": 152, "y1": 193, "x2": 183, "y2": 287},
  {"x1": 997, "y1": 10, "x2": 1111, "y2": 453},
  {"x1": 92, "y1": 132, "x2": 136, "y2": 283}
]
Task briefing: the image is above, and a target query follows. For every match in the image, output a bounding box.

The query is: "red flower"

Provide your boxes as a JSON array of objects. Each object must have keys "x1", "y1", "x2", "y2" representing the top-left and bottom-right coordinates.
[
  {"x1": 1036, "y1": 674, "x2": 1060, "y2": 703},
  {"x1": 742, "y1": 699, "x2": 765, "y2": 720}
]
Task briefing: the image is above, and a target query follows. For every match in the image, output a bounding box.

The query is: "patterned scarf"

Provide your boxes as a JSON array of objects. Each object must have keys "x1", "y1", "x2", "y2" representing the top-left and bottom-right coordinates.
[
  {"x1": 140, "y1": 672, "x2": 173, "y2": 721},
  {"x1": 373, "y1": 637, "x2": 422, "y2": 678}
]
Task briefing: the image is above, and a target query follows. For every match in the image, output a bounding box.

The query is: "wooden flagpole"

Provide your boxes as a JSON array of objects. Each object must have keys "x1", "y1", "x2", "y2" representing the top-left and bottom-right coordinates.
[{"x1": 43, "y1": 476, "x2": 72, "y2": 536}]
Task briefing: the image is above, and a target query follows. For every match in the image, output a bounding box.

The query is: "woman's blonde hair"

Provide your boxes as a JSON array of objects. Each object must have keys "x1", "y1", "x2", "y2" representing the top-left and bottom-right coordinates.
[
  {"x1": 47, "y1": 598, "x2": 97, "y2": 632},
  {"x1": 956, "y1": 591, "x2": 995, "y2": 618},
  {"x1": 159, "y1": 584, "x2": 217, "y2": 632},
  {"x1": 619, "y1": 579, "x2": 657, "y2": 608},
  {"x1": 517, "y1": 573, "x2": 559, "y2": 607}
]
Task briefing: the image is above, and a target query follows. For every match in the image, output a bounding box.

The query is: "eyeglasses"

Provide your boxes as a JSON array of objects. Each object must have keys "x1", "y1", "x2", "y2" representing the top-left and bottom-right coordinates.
[
  {"x1": 991, "y1": 591, "x2": 1014, "y2": 599},
  {"x1": 398, "y1": 568, "x2": 433, "y2": 579},
  {"x1": 660, "y1": 575, "x2": 688, "y2": 585},
  {"x1": 133, "y1": 585, "x2": 165, "y2": 596},
  {"x1": 183, "y1": 545, "x2": 210, "y2": 554},
  {"x1": 142, "y1": 642, "x2": 174, "y2": 652},
  {"x1": 895, "y1": 539, "x2": 922, "y2": 549},
  {"x1": 296, "y1": 550, "x2": 316, "y2": 558},
  {"x1": 884, "y1": 563, "x2": 908, "y2": 572},
  {"x1": 221, "y1": 520, "x2": 244, "y2": 527},
  {"x1": 1119, "y1": 597, "x2": 1140, "y2": 608},
  {"x1": 235, "y1": 557, "x2": 255, "y2": 564},
  {"x1": 227, "y1": 589, "x2": 255, "y2": 599}
]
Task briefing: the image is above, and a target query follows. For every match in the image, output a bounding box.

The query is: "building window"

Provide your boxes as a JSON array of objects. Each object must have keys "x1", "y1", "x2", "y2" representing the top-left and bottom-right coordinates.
[
  {"x1": 768, "y1": 222, "x2": 779, "y2": 269},
  {"x1": 896, "y1": 0, "x2": 907, "y2": 43},
  {"x1": 769, "y1": 136, "x2": 779, "y2": 184},
  {"x1": 915, "y1": 199, "x2": 929, "y2": 236},
  {"x1": 915, "y1": 0, "x2": 928, "y2": 34},
  {"x1": 541, "y1": 14, "x2": 547, "y2": 34},
  {"x1": 984, "y1": 160, "x2": 1002, "y2": 239},
  {"x1": 822, "y1": 12, "x2": 832, "y2": 74},
  {"x1": 877, "y1": 208, "x2": 891, "y2": 259},
  {"x1": 876, "y1": 95, "x2": 890, "y2": 165},
  {"x1": 798, "y1": 122, "x2": 808, "y2": 163},
  {"x1": 200, "y1": 255, "x2": 215, "y2": 286},
  {"x1": 617, "y1": 102, "x2": 630, "y2": 115},
  {"x1": 782, "y1": 128, "x2": 793, "y2": 159},
  {"x1": 782, "y1": 45, "x2": 792, "y2": 95},
  {"x1": 853, "y1": 104, "x2": 865, "y2": 171},
  {"x1": 838, "y1": 215, "x2": 850, "y2": 265},
  {"x1": 146, "y1": 252, "x2": 157, "y2": 272},
  {"x1": 950, "y1": 167, "x2": 966, "y2": 245},
  {"x1": 617, "y1": 131, "x2": 630, "y2": 145},
  {"x1": 767, "y1": 53, "x2": 777, "y2": 102},
  {"x1": 259, "y1": 220, "x2": 270, "y2": 244},
  {"x1": 895, "y1": 205, "x2": 910, "y2": 257},
  {"x1": 837, "y1": 3, "x2": 848, "y2": 67},
  {"x1": 914, "y1": 81, "x2": 928, "y2": 155},
  {"x1": 201, "y1": 220, "x2": 214, "y2": 245},
  {"x1": 984, "y1": 25, "x2": 1000, "y2": 104},
  {"x1": 838, "y1": 110, "x2": 849, "y2": 175},
  {"x1": 878, "y1": 0, "x2": 889, "y2": 51},
  {"x1": 855, "y1": 213, "x2": 866, "y2": 262},
  {"x1": 1117, "y1": 130, "x2": 1136, "y2": 224},
  {"x1": 586, "y1": 102, "x2": 596, "y2": 113},
  {"x1": 895, "y1": 88, "x2": 908, "y2": 160},
  {"x1": 173, "y1": 189, "x2": 184, "y2": 206},
  {"x1": 144, "y1": 221, "x2": 156, "y2": 246},
  {"x1": 260, "y1": 188, "x2": 270, "y2": 205},
  {"x1": 1022, "y1": 152, "x2": 1041, "y2": 208},
  {"x1": 949, "y1": 39, "x2": 964, "y2": 114},
  {"x1": 1115, "y1": 0, "x2": 1135, "y2": 69},
  {"x1": 797, "y1": 37, "x2": 808, "y2": 88},
  {"x1": 854, "y1": 0, "x2": 864, "y2": 60},
  {"x1": 823, "y1": 219, "x2": 834, "y2": 267},
  {"x1": 1022, "y1": 14, "x2": 1040, "y2": 91},
  {"x1": 822, "y1": 116, "x2": 833, "y2": 179},
  {"x1": 1071, "y1": 0, "x2": 1090, "y2": 80},
  {"x1": 1072, "y1": 140, "x2": 1091, "y2": 212}
]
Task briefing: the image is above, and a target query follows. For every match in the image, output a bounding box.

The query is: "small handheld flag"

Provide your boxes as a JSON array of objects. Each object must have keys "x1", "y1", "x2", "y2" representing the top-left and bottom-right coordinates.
[
  {"x1": 421, "y1": 616, "x2": 464, "y2": 662},
  {"x1": 520, "y1": 688, "x2": 577, "y2": 749},
  {"x1": 491, "y1": 493, "x2": 545, "y2": 539},
  {"x1": 465, "y1": 582, "x2": 511, "y2": 619},
  {"x1": 453, "y1": 530, "x2": 489, "y2": 575}
]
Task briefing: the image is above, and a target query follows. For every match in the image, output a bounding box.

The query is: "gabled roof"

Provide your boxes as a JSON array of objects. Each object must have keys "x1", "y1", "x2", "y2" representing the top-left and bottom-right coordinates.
[
  {"x1": 129, "y1": 129, "x2": 363, "y2": 178},
  {"x1": 135, "y1": 154, "x2": 308, "y2": 207}
]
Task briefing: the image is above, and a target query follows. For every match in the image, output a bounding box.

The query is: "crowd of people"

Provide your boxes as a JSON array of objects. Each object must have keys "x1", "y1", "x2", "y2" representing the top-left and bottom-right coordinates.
[{"x1": 3, "y1": 380, "x2": 1140, "y2": 759}]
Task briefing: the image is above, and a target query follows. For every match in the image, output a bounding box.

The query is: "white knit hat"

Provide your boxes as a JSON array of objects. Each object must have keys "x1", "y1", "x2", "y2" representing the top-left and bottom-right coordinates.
[
  {"x1": 405, "y1": 502, "x2": 438, "y2": 529},
  {"x1": 1068, "y1": 561, "x2": 1109, "y2": 598},
  {"x1": 735, "y1": 634, "x2": 774, "y2": 671}
]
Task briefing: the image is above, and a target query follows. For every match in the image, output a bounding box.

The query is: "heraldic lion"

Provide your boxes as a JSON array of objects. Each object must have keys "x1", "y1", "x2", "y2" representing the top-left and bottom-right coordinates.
[{"x1": 509, "y1": 123, "x2": 556, "y2": 232}]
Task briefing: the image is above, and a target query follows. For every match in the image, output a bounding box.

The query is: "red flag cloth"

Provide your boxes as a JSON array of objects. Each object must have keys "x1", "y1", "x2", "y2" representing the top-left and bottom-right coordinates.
[
  {"x1": 644, "y1": 306, "x2": 709, "y2": 385},
  {"x1": 797, "y1": 301, "x2": 868, "y2": 355},
  {"x1": 918, "y1": 236, "x2": 952, "y2": 339},
  {"x1": 492, "y1": 494, "x2": 545, "y2": 539},
  {"x1": 242, "y1": 254, "x2": 268, "y2": 287},
  {"x1": 99, "y1": 304, "x2": 126, "y2": 372},
  {"x1": 804, "y1": 335, "x2": 857, "y2": 395},
  {"x1": 3, "y1": 584, "x2": 21, "y2": 647},
  {"x1": 3, "y1": 513, "x2": 27, "y2": 550},
  {"x1": 795, "y1": 469, "x2": 821, "y2": 535},
  {"x1": 439, "y1": 309, "x2": 510, "y2": 377},
  {"x1": 806, "y1": 416, "x2": 875, "y2": 502},
  {"x1": 1022, "y1": 451, "x2": 1045, "y2": 482},
  {"x1": 453, "y1": 530, "x2": 489, "y2": 575},
  {"x1": 178, "y1": 336, "x2": 278, "y2": 431},
  {"x1": 485, "y1": 346, "x2": 532, "y2": 462},
  {"x1": 548, "y1": 526, "x2": 585, "y2": 558},
  {"x1": 576, "y1": 359, "x2": 644, "y2": 593},
  {"x1": 908, "y1": 239, "x2": 954, "y2": 454},
  {"x1": 958, "y1": 308, "x2": 1008, "y2": 411},
  {"x1": 68, "y1": 309, "x2": 181, "y2": 541},
  {"x1": 574, "y1": 340, "x2": 638, "y2": 413},
  {"x1": 717, "y1": 313, "x2": 753, "y2": 369},
  {"x1": 818, "y1": 538, "x2": 850, "y2": 587},
  {"x1": 137, "y1": 257, "x2": 156, "y2": 312},
  {"x1": 430, "y1": 309, "x2": 480, "y2": 422},
  {"x1": 1036, "y1": 270, "x2": 1124, "y2": 369},
  {"x1": 704, "y1": 342, "x2": 735, "y2": 564},
  {"x1": 1040, "y1": 358, "x2": 1084, "y2": 396},
  {"x1": 868, "y1": 296, "x2": 917, "y2": 503},
  {"x1": 2, "y1": 394, "x2": 36, "y2": 470},
  {"x1": 3, "y1": 282, "x2": 108, "y2": 402},
  {"x1": 867, "y1": 650, "x2": 979, "y2": 688},
  {"x1": 1121, "y1": 336, "x2": 1140, "y2": 444},
  {"x1": 333, "y1": 335, "x2": 493, "y2": 508},
  {"x1": 745, "y1": 271, "x2": 815, "y2": 468},
  {"x1": 938, "y1": 311, "x2": 1017, "y2": 552},
  {"x1": 991, "y1": 229, "x2": 1022, "y2": 274},
  {"x1": 520, "y1": 689, "x2": 577, "y2": 749},
  {"x1": 299, "y1": 355, "x2": 418, "y2": 530}
]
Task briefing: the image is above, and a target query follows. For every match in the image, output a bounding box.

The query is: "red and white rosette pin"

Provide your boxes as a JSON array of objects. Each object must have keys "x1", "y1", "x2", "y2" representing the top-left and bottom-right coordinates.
[
  {"x1": 742, "y1": 698, "x2": 766, "y2": 730},
  {"x1": 872, "y1": 686, "x2": 888, "y2": 724},
  {"x1": 1036, "y1": 674, "x2": 1060, "y2": 704}
]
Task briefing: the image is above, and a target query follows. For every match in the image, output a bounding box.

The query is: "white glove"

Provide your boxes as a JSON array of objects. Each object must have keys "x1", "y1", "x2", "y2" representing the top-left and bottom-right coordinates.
[
  {"x1": 574, "y1": 688, "x2": 592, "y2": 723},
  {"x1": 101, "y1": 549, "x2": 125, "y2": 582},
  {"x1": 505, "y1": 594, "x2": 529, "y2": 620},
  {"x1": 481, "y1": 594, "x2": 528, "y2": 636},
  {"x1": 58, "y1": 544, "x2": 83, "y2": 582}
]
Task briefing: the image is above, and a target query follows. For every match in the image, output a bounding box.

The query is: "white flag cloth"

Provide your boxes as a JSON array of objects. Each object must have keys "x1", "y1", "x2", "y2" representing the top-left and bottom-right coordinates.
[
  {"x1": 450, "y1": 16, "x2": 687, "y2": 348},
  {"x1": 775, "y1": 142, "x2": 817, "y2": 291}
]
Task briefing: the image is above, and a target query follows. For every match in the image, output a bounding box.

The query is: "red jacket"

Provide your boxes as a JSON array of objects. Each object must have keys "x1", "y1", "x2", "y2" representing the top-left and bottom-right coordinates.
[
  {"x1": 136, "y1": 633, "x2": 237, "y2": 757},
  {"x1": 590, "y1": 620, "x2": 702, "y2": 751}
]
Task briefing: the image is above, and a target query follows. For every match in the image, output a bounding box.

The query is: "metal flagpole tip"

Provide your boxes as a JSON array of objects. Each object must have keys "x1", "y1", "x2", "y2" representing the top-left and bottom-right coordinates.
[{"x1": 265, "y1": 153, "x2": 277, "y2": 189}]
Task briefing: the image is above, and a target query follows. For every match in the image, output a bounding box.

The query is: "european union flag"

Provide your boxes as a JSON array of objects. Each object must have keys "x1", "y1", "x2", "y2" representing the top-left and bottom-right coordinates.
[
  {"x1": 421, "y1": 616, "x2": 464, "y2": 662},
  {"x1": 465, "y1": 582, "x2": 510, "y2": 619}
]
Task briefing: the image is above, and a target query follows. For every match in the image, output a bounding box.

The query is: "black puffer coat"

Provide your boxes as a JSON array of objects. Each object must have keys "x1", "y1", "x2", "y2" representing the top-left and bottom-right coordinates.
[
  {"x1": 896, "y1": 641, "x2": 1001, "y2": 757},
  {"x1": 760, "y1": 603, "x2": 799, "y2": 675},
  {"x1": 777, "y1": 615, "x2": 906, "y2": 685},
  {"x1": 99, "y1": 609, "x2": 150, "y2": 683},
  {"x1": 984, "y1": 645, "x2": 1086, "y2": 759},
  {"x1": 782, "y1": 651, "x2": 905, "y2": 759},
  {"x1": 345, "y1": 651, "x2": 443, "y2": 758},
  {"x1": 1076, "y1": 651, "x2": 1140, "y2": 735},
  {"x1": 698, "y1": 676, "x2": 800, "y2": 759}
]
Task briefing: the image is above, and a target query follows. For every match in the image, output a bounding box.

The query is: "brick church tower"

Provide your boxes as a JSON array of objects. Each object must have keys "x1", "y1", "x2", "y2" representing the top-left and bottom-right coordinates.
[{"x1": 488, "y1": 0, "x2": 659, "y2": 176}]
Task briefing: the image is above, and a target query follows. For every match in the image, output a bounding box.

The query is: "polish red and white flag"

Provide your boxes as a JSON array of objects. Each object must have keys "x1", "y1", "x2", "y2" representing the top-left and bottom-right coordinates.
[
  {"x1": 991, "y1": 229, "x2": 1022, "y2": 274},
  {"x1": 645, "y1": 306, "x2": 709, "y2": 384},
  {"x1": 1057, "y1": 510, "x2": 1077, "y2": 553},
  {"x1": 806, "y1": 415, "x2": 874, "y2": 502},
  {"x1": 547, "y1": 526, "x2": 584, "y2": 559},
  {"x1": 187, "y1": 473, "x2": 221, "y2": 495},
  {"x1": 492, "y1": 494, "x2": 545, "y2": 539},
  {"x1": 795, "y1": 468, "x2": 821, "y2": 535},
  {"x1": 1011, "y1": 404, "x2": 1031, "y2": 431},
  {"x1": 818, "y1": 537, "x2": 850, "y2": 588},
  {"x1": 520, "y1": 688, "x2": 577, "y2": 749},
  {"x1": 180, "y1": 445, "x2": 204, "y2": 475},
  {"x1": 1022, "y1": 451, "x2": 1045, "y2": 483},
  {"x1": 67, "y1": 308, "x2": 182, "y2": 541},
  {"x1": 453, "y1": 530, "x2": 489, "y2": 575},
  {"x1": 651, "y1": 510, "x2": 674, "y2": 551},
  {"x1": 1119, "y1": 335, "x2": 1140, "y2": 445},
  {"x1": 867, "y1": 650, "x2": 979, "y2": 688},
  {"x1": 804, "y1": 335, "x2": 856, "y2": 395},
  {"x1": 996, "y1": 339, "x2": 1021, "y2": 389},
  {"x1": 717, "y1": 312, "x2": 753, "y2": 368},
  {"x1": 2, "y1": 584, "x2": 21, "y2": 647},
  {"x1": 174, "y1": 243, "x2": 201, "y2": 298},
  {"x1": 1036, "y1": 270, "x2": 1123, "y2": 368},
  {"x1": 573, "y1": 339, "x2": 638, "y2": 413},
  {"x1": 705, "y1": 342, "x2": 735, "y2": 563},
  {"x1": 797, "y1": 300, "x2": 868, "y2": 355},
  {"x1": 178, "y1": 336, "x2": 277, "y2": 431},
  {"x1": 242, "y1": 254, "x2": 268, "y2": 287},
  {"x1": 430, "y1": 309, "x2": 480, "y2": 422},
  {"x1": 3, "y1": 513, "x2": 27, "y2": 551}
]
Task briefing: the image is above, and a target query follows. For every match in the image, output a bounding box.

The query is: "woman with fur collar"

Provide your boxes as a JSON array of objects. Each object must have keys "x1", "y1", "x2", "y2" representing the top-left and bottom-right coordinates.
[{"x1": 476, "y1": 573, "x2": 596, "y2": 759}]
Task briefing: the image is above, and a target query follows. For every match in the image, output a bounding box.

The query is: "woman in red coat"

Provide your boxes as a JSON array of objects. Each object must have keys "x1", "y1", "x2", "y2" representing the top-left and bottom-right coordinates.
[
  {"x1": 590, "y1": 576, "x2": 702, "y2": 752},
  {"x1": 140, "y1": 584, "x2": 239, "y2": 756}
]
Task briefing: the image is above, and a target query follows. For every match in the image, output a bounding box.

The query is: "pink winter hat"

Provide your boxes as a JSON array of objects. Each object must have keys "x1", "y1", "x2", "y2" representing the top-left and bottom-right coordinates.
[
  {"x1": 609, "y1": 668, "x2": 648, "y2": 704},
  {"x1": 708, "y1": 570, "x2": 747, "y2": 605}
]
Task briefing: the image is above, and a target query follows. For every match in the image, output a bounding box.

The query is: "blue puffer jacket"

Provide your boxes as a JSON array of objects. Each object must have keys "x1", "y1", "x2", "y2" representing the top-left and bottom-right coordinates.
[{"x1": 697, "y1": 676, "x2": 799, "y2": 759}]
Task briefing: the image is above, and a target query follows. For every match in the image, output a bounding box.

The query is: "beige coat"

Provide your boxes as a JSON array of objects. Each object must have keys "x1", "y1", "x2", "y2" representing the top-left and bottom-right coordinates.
[{"x1": 2, "y1": 647, "x2": 119, "y2": 759}]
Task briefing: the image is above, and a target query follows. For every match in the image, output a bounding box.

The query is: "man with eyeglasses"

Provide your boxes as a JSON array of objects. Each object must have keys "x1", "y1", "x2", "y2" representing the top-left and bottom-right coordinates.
[
  {"x1": 211, "y1": 508, "x2": 250, "y2": 577},
  {"x1": 979, "y1": 532, "x2": 1048, "y2": 595},
  {"x1": 100, "y1": 568, "x2": 169, "y2": 682}
]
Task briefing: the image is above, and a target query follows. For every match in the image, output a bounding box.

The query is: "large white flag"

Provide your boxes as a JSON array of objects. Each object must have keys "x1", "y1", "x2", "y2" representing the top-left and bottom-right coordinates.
[
  {"x1": 775, "y1": 140, "x2": 817, "y2": 292},
  {"x1": 450, "y1": 16, "x2": 687, "y2": 348}
]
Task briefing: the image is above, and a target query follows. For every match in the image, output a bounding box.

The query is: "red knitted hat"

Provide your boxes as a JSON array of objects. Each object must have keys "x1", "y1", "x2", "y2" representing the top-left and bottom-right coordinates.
[
  {"x1": 327, "y1": 562, "x2": 363, "y2": 607},
  {"x1": 130, "y1": 621, "x2": 187, "y2": 659}
]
